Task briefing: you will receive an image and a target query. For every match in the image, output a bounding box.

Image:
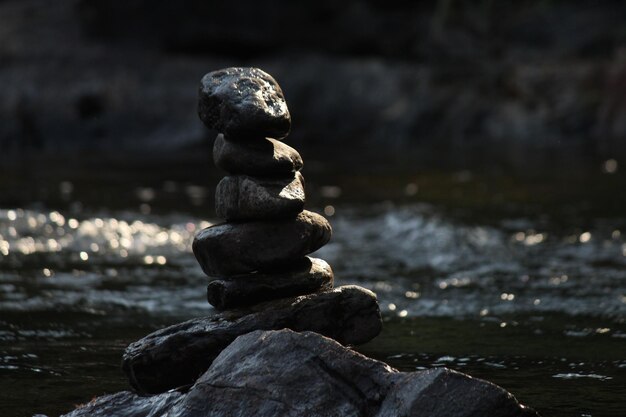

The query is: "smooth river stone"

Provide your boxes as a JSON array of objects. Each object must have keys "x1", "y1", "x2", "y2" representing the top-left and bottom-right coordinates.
[
  {"x1": 206, "y1": 257, "x2": 334, "y2": 310},
  {"x1": 213, "y1": 133, "x2": 303, "y2": 176},
  {"x1": 198, "y1": 67, "x2": 291, "y2": 139},
  {"x1": 122, "y1": 285, "x2": 382, "y2": 394},
  {"x1": 215, "y1": 172, "x2": 305, "y2": 220},
  {"x1": 193, "y1": 210, "x2": 331, "y2": 277}
]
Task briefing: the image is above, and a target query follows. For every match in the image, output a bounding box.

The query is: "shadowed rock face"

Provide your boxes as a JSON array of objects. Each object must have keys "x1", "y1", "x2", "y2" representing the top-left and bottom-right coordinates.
[
  {"x1": 122, "y1": 286, "x2": 382, "y2": 394},
  {"x1": 213, "y1": 134, "x2": 303, "y2": 176},
  {"x1": 198, "y1": 67, "x2": 291, "y2": 140},
  {"x1": 192, "y1": 210, "x2": 331, "y2": 277},
  {"x1": 68, "y1": 330, "x2": 539, "y2": 417},
  {"x1": 207, "y1": 257, "x2": 334, "y2": 310}
]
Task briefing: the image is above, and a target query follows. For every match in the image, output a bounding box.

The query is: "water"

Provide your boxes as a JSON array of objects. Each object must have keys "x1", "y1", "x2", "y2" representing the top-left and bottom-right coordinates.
[{"x1": 1, "y1": 170, "x2": 625, "y2": 417}]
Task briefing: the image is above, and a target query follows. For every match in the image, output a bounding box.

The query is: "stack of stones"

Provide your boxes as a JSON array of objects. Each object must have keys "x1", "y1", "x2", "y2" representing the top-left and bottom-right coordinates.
[
  {"x1": 61, "y1": 68, "x2": 539, "y2": 417},
  {"x1": 195, "y1": 68, "x2": 333, "y2": 309},
  {"x1": 121, "y1": 68, "x2": 382, "y2": 395}
]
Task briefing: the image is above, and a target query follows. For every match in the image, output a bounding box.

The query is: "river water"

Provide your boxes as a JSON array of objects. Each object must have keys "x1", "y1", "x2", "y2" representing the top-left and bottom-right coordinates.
[{"x1": 1, "y1": 165, "x2": 625, "y2": 417}]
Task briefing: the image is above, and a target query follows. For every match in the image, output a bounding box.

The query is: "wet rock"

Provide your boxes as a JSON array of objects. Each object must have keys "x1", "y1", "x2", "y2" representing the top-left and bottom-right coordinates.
[
  {"x1": 76, "y1": 330, "x2": 539, "y2": 417},
  {"x1": 193, "y1": 210, "x2": 331, "y2": 277},
  {"x1": 213, "y1": 133, "x2": 303, "y2": 176},
  {"x1": 375, "y1": 369, "x2": 540, "y2": 417},
  {"x1": 215, "y1": 172, "x2": 305, "y2": 220},
  {"x1": 207, "y1": 257, "x2": 333, "y2": 310},
  {"x1": 60, "y1": 390, "x2": 183, "y2": 417},
  {"x1": 170, "y1": 330, "x2": 539, "y2": 417},
  {"x1": 122, "y1": 285, "x2": 381, "y2": 394},
  {"x1": 198, "y1": 67, "x2": 291, "y2": 139}
]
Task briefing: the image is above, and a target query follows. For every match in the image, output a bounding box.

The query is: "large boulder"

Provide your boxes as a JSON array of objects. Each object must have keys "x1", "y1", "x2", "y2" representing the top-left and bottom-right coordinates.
[
  {"x1": 67, "y1": 330, "x2": 540, "y2": 417},
  {"x1": 122, "y1": 285, "x2": 381, "y2": 394},
  {"x1": 193, "y1": 210, "x2": 331, "y2": 277}
]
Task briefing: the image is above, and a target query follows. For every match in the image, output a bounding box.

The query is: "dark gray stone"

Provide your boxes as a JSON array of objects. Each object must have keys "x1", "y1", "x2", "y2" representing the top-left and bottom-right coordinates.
[
  {"x1": 198, "y1": 67, "x2": 291, "y2": 140},
  {"x1": 193, "y1": 210, "x2": 331, "y2": 277},
  {"x1": 215, "y1": 172, "x2": 305, "y2": 220},
  {"x1": 72, "y1": 330, "x2": 539, "y2": 417},
  {"x1": 375, "y1": 368, "x2": 540, "y2": 417},
  {"x1": 170, "y1": 330, "x2": 539, "y2": 417},
  {"x1": 122, "y1": 285, "x2": 381, "y2": 394},
  {"x1": 213, "y1": 133, "x2": 303, "y2": 176},
  {"x1": 207, "y1": 257, "x2": 334, "y2": 310},
  {"x1": 60, "y1": 390, "x2": 183, "y2": 417}
]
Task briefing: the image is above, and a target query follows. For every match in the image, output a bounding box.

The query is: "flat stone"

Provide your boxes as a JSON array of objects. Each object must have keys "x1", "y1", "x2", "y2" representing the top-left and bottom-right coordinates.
[
  {"x1": 198, "y1": 67, "x2": 291, "y2": 139},
  {"x1": 71, "y1": 330, "x2": 540, "y2": 417},
  {"x1": 193, "y1": 210, "x2": 331, "y2": 277},
  {"x1": 215, "y1": 172, "x2": 305, "y2": 220},
  {"x1": 207, "y1": 257, "x2": 334, "y2": 310},
  {"x1": 213, "y1": 133, "x2": 303, "y2": 176},
  {"x1": 122, "y1": 285, "x2": 381, "y2": 394}
]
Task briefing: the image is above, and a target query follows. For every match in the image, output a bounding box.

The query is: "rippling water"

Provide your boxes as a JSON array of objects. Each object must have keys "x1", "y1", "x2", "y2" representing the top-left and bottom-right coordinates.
[{"x1": 1, "y1": 201, "x2": 625, "y2": 416}]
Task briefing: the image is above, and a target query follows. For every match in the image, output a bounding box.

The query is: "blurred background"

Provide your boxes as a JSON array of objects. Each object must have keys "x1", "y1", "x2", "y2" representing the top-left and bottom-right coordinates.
[{"x1": 1, "y1": 1, "x2": 625, "y2": 417}]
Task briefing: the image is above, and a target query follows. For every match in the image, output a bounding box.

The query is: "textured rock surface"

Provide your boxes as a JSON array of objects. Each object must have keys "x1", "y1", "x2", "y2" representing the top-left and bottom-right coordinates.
[
  {"x1": 207, "y1": 257, "x2": 334, "y2": 310},
  {"x1": 60, "y1": 390, "x2": 183, "y2": 417},
  {"x1": 198, "y1": 67, "x2": 291, "y2": 139},
  {"x1": 122, "y1": 285, "x2": 381, "y2": 394},
  {"x1": 215, "y1": 172, "x2": 305, "y2": 220},
  {"x1": 69, "y1": 330, "x2": 539, "y2": 417},
  {"x1": 193, "y1": 210, "x2": 331, "y2": 277},
  {"x1": 213, "y1": 133, "x2": 303, "y2": 176},
  {"x1": 172, "y1": 330, "x2": 539, "y2": 417}
]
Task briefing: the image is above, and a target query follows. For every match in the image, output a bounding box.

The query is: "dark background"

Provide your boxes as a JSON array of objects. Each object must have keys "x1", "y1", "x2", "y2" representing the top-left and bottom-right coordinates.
[
  {"x1": 1, "y1": 3, "x2": 626, "y2": 417},
  {"x1": 1, "y1": 0, "x2": 626, "y2": 213}
]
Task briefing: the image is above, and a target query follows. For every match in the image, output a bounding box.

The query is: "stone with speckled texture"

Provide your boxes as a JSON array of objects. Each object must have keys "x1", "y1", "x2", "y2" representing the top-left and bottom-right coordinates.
[{"x1": 199, "y1": 67, "x2": 291, "y2": 140}]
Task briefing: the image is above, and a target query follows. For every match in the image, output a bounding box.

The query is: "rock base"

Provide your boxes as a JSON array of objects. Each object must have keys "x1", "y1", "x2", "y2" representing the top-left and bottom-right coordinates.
[
  {"x1": 122, "y1": 285, "x2": 382, "y2": 394},
  {"x1": 65, "y1": 330, "x2": 539, "y2": 417}
]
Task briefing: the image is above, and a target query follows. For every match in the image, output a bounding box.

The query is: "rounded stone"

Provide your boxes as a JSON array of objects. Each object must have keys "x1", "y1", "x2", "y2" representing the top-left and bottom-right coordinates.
[
  {"x1": 213, "y1": 133, "x2": 303, "y2": 176},
  {"x1": 206, "y1": 257, "x2": 334, "y2": 310},
  {"x1": 192, "y1": 210, "x2": 332, "y2": 277},
  {"x1": 198, "y1": 67, "x2": 291, "y2": 139},
  {"x1": 215, "y1": 172, "x2": 305, "y2": 220}
]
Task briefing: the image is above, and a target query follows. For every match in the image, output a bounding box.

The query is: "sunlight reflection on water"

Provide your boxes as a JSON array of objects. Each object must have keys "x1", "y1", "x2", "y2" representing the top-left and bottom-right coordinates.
[
  {"x1": 1, "y1": 204, "x2": 625, "y2": 321},
  {"x1": 1, "y1": 204, "x2": 625, "y2": 417}
]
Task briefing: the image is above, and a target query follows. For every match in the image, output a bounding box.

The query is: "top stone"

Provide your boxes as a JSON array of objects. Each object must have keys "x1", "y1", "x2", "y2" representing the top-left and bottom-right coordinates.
[{"x1": 198, "y1": 67, "x2": 291, "y2": 140}]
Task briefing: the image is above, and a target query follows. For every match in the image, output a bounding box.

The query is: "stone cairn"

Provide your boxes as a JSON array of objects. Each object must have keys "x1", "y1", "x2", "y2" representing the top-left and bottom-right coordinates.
[
  {"x1": 121, "y1": 68, "x2": 382, "y2": 394},
  {"x1": 196, "y1": 67, "x2": 332, "y2": 309},
  {"x1": 62, "y1": 68, "x2": 538, "y2": 417}
]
